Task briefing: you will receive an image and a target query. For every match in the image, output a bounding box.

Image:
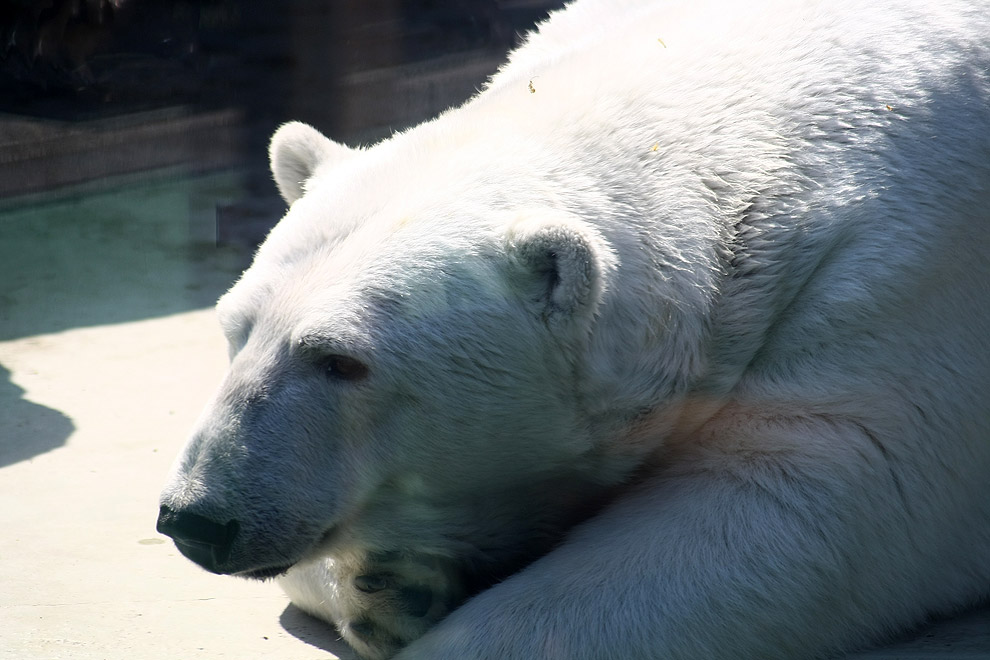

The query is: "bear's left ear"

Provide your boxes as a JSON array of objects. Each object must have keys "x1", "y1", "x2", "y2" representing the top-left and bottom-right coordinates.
[
  {"x1": 504, "y1": 212, "x2": 617, "y2": 331},
  {"x1": 269, "y1": 122, "x2": 355, "y2": 204}
]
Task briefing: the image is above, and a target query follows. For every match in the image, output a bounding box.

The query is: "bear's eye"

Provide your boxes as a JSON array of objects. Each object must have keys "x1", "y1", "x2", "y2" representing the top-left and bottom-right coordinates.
[{"x1": 322, "y1": 354, "x2": 369, "y2": 382}]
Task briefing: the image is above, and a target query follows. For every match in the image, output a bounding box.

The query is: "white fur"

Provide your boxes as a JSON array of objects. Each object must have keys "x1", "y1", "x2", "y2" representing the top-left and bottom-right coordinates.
[{"x1": 161, "y1": 0, "x2": 990, "y2": 658}]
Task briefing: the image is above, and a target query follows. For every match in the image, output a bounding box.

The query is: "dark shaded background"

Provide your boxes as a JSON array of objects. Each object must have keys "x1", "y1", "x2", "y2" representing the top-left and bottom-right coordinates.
[{"x1": 0, "y1": 0, "x2": 565, "y2": 221}]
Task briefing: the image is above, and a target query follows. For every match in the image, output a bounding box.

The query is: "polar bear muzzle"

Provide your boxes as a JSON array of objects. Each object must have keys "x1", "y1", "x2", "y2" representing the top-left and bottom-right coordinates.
[{"x1": 156, "y1": 504, "x2": 246, "y2": 575}]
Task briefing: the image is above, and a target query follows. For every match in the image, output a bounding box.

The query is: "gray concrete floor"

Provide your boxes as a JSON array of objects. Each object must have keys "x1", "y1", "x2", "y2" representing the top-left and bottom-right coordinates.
[{"x1": 1, "y1": 171, "x2": 988, "y2": 659}]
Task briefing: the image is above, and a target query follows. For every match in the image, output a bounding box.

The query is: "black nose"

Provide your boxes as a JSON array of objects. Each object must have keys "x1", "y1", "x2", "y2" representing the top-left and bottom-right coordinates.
[{"x1": 156, "y1": 504, "x2": 240, "y2": 574}]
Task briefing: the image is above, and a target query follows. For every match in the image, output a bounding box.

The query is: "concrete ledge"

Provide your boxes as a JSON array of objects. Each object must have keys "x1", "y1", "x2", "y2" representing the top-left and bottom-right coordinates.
[{"x1": 0, "y1": 107, "x2": 244, "y2": 198}]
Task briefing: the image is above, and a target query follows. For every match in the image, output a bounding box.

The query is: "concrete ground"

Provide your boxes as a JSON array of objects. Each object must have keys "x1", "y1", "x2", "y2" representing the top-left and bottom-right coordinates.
[{"x1": 1, "y1": 170, "x2": 988, "y2": 660}]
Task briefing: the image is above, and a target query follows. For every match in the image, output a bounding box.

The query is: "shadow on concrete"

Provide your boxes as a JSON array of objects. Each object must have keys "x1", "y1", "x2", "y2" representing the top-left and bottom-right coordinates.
[
  {"x1": 0, "y1": 362, "x2": 74, "y2": 467},
  {"x1": 279, "y1": 603, "x2": 359, "y2": 659},
  {"x1": 0, "y1": 171, "x2": 253, "y2": 341}
]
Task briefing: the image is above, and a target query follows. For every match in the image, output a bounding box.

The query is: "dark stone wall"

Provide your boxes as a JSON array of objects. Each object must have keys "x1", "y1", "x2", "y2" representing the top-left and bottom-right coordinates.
[{"x1": 0, "y1": 0, "x2": 566, "y2": 198}]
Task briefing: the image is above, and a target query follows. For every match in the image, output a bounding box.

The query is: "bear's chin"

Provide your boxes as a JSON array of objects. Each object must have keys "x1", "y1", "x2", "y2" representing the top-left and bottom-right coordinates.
[{"x1": 234, "y1": 526, "x2": 342, "y2": 580}]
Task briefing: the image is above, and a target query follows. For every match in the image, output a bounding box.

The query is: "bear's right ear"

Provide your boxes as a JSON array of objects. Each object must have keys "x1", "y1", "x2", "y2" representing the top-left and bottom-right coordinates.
[
  {"x1": 503, "y1": 211, "x2": 617, "y2": 333},
  {"x1": 269, "y1": 122, "x2": 354, "y2": 204}
]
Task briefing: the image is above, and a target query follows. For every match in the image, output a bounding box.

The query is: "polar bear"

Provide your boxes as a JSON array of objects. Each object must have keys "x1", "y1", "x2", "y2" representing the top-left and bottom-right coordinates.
[{"x1": 157, "y1": 0, "x2": 990, "y2": 658}]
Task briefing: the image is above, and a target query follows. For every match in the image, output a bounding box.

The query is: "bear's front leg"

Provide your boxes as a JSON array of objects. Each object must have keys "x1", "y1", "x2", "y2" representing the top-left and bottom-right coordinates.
[
  {"x1": 394, "y1": 418, "x2": 965, "y2": 660},
  {"x1": 280, "y1": 549, "x2": 467, "y2": 660}
]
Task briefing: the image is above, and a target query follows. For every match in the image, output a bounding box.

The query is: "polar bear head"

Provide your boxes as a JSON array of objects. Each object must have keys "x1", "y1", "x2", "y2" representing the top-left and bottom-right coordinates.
[{"x1": 157, "y1": 121, "x2": 695, "y2": 581}]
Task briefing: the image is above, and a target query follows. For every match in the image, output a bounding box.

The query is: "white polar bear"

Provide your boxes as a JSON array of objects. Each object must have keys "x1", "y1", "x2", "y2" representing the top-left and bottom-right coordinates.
[{"x1": 157, "y1": 0, "x2": 990, "y2": 658}]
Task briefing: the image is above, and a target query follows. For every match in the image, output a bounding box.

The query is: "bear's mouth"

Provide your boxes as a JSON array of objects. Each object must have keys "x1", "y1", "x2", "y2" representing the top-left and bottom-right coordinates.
[{"x1": 237, "y1": 564, "x2": 295, "y2": 580}]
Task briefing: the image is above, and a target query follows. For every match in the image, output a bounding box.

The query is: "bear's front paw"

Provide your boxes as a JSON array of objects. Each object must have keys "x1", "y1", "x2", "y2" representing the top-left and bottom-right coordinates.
[{"x1": 334, "y1": 551, "x2": 466, "y2": 660}]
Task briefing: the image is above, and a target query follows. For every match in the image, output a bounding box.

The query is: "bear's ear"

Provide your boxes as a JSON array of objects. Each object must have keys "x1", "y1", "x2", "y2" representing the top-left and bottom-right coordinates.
[
  {"x1": 269, "y1": 122, "x2": 354, "y2": 204},
  {"x1": 504, "y1": 212, "x2": 616, "y2": 330}
]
